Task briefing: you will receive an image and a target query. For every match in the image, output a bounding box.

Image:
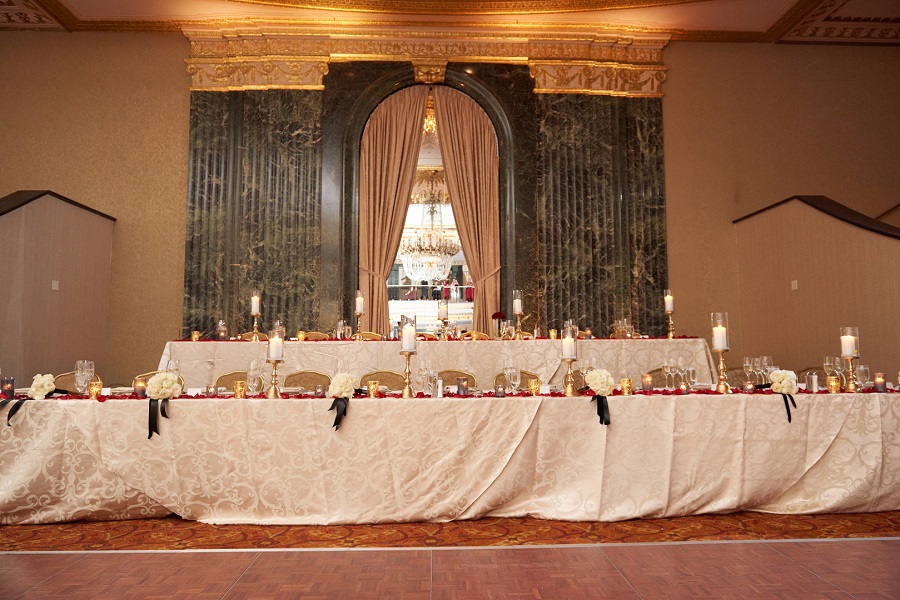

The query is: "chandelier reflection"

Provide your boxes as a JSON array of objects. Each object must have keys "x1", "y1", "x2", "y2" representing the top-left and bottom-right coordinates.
[{"x1": 399, "y1": 186, "x2": 461, "y2": 283}]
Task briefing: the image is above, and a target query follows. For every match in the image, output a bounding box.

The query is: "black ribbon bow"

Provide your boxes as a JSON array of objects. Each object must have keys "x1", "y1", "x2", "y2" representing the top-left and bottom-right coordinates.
[
  {"x1": 148, "y1": 397, "x2": 170, "y2": 439},
  {"x1": 591, "y1": 395, "x2": 611, "y2": 426},
  {"x1": 780, "y1": 393, "x2": 796, "y2": 423},
  {"x1": 328, "y1": 397, "x2": 349, "y2": 430},
  {"x1": 0, "y1": 396, "x2": 27, "y2": 426}
]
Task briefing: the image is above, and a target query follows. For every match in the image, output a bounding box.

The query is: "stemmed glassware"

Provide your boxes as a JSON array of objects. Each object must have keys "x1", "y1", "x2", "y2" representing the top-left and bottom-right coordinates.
[
  {"x1": 855, "y1": 364, "x2": 870, "y2": 387},
  {"x1": 760, "y1": 356, "x2": 773, "y2": 382},
  {"x1": 247, "y1": 359, "x2": 263, "y2": 395},
  {"x1": 504, "y1": 365, "x2": 521, "y2": 394},
  {"x1": 832, "y1": 357, "x2": 846, "y2": 387},
  {"x1": 75, "y1": 360, "x2": 94, "y2": 395},
  {"x1": 743, "y1": 356, "x2": 754, "y2": 384},
  {"x1": 662, "y1": 362, "x2": 674, "y2": 391}
]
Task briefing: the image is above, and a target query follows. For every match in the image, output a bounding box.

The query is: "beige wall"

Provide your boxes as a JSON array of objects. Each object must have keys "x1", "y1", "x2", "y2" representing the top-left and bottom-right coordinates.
[
  {"x1": 0, "y1": 32, "x2": 191, "y2": 385},
  {"x1": 2, "y1": 33, "x2": 897, "y2": 381},
  {"x1": 735, "y1": 201, "x2": 899, "y2": 374},
  {"x1": 662, "y1": 42, "x2": 900, "y2": 368}
]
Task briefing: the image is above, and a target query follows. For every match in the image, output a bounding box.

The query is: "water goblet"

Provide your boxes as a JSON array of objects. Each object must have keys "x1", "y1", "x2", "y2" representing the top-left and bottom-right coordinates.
[
  {"x1": 166, "y1": 360, "x2": 180, "y2": 376},
  {"x1": 743, "y1": 357, "x2": 754, "y2": 381},
  {"x1": 507, "y1": 368, "x2": 521, "y2": 394},
  {"x1": 662, "y1": 363, "x2": 674, "y2": 391},
  {"x1": 246, "y1": 359, "x2": 262, "y2": 395},
  {"x1": 856, "y1": 364, "x2": 870, "y2": 387}
]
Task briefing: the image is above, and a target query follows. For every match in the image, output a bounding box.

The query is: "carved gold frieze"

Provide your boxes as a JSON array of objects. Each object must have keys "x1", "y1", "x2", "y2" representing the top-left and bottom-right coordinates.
[
  {"x1": 530, "y1": 60, "x2": 666, "y2": 97},
  {"x1": 412, "y1": 60, "x2": 448, "y2": 83},
  {"x1": 184, "y1": 24, "x2": 668, "y2": 95},
  {"x1": 186, "y1": 58, "x2": 329, "y2": 91}
]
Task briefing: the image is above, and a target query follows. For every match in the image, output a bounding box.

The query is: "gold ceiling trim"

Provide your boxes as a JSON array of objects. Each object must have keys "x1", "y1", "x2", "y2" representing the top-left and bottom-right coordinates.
[
  {"x1": 227, "y1": 0, "x2": 705, "y2": 16},
  {"x1": 530, "y1": 60, "x2": 666, "y2": 97},
  {"x1": 184, "y1": 24, "x2": 669, "y2": 94}
]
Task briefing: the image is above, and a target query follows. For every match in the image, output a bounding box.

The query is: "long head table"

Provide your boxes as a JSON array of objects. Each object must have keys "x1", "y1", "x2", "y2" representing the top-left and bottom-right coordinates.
[
  {"x1": 159, "y1": 338, "x2": 717, "y2": 390},
  {"x1": 2, "y1": 391, "x2": 897, "y2": 525}
]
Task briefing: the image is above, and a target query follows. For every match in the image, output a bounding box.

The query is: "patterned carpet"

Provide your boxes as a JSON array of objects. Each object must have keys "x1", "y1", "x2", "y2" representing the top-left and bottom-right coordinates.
[{"x1": 2, "y1": 512, "x2": 898, "y2": 552}]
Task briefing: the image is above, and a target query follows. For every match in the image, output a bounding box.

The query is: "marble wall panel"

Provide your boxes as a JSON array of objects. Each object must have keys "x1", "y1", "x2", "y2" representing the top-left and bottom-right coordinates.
[{"x1": 183, "y1": 90, "x2": 322, "y2": 338}]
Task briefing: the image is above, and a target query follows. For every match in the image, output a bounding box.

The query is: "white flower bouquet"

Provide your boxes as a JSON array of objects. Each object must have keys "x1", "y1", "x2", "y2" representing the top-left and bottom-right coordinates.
[
  {"x1": 147, "y1": 371, "x2": 182, "y2": 400},
  {"x1": 27, "y1": 374, "x2": 56, "y2": 400},
  {"x1": 585, "y1": 368, "x2": 615, "y2": 396},
  {"x1": 328, "y1": 373, "x2": 355, "y2": 399},
  {"x1": 769, "y1": 369, "x2": 798, "y2": 394}
]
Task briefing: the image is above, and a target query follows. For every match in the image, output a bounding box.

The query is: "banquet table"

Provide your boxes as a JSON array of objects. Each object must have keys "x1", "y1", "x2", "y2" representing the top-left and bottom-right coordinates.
[
  {"x1": 2, "y1": 391, "x2": 897, "y2": 525},
  {"x1": 159, "y1": 338, "x2": 716, "y2": 390}
]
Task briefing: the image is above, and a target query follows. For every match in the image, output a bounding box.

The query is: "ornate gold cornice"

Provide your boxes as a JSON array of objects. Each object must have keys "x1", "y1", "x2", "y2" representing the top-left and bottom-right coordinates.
[
  {"x1": 184, "y1": 23, "x2": 669, "y2": 95},
  {"x1": 530, "y1": 60, "x2": 665, "y2": 97}
]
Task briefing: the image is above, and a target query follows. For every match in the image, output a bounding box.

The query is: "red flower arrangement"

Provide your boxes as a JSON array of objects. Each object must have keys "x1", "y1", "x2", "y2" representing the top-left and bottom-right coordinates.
[{"x1": 492, "y1": 311, "x2": 506, "y2": 320}]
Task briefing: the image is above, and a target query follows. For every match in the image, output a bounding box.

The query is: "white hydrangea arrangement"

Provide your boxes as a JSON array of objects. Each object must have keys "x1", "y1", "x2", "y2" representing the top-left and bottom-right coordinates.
[
  {"x1": 584, "y1": 368, "x2": 615, "y2": 396},
  {"x1": 769, "y1": 369, "x2": 798, "y2": 394},
  {"x1": 147, "y1": 371, "x2": 182, "y2": 400},
  {"x1": 328, "y1": 373, "x2": 355, "y2": 398},
  {"x1": 27, "y1": 374, "x2": 56, "y2": 400}
]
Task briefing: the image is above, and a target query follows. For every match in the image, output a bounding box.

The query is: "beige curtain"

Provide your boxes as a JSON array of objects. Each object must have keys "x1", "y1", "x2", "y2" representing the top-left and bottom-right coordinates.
[
  {"x1": 433, "y1": 86, "x2": 500, "y2": 335},
  {"x1": 358, "y1": 85, "x2": 429, "y2": 335}
]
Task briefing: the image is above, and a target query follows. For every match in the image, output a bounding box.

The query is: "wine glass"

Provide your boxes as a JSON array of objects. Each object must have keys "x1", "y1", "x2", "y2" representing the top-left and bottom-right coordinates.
[
  {"x1": 760, "y1": 356, "x2": 772, "y2": 382},
  {"x1": 166, "y1": 360, "x2": 180, "y2": 376},
  {"x1": 246, "y1": 359, "x2": 262, "y2": 395},
  {"x1": 74, "y1": 360, "x2": 91, "y2": 395},
  {"x1": 832, "y1": 357, "x2": 846, "y2": 386},
  {"x1": 856, "y1": 364, "x2": 870, "y2": 387},
  {"x1": 662, "y1": 363, "x2": 674, "y2": 391},
  {"x1": 752, "y1": 357, "x2": 763, "y2": 384},
  {"x1": 823, "y1": 356, "x2": 835, "y2": 378},
  {"x1": 506, "y1": 368, "x2": 521, "y2": 394},
  {"x1": 743, "y1": 357, "x2": 754, "y2": 381}
]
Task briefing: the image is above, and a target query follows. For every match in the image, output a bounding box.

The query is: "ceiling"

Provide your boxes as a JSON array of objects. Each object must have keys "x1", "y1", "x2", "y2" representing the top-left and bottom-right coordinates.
[{"x1": 2, "y1": 0, "x2": 899, "y2": 44}]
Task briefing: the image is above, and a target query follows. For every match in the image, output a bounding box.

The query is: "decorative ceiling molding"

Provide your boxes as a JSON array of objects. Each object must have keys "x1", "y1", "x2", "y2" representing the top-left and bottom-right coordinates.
[
  {"x1": 228, "y1": 0, "x2": 705, "y2": 16},
  {"x1": 183, "y1": 24, "x2": 669, "y2": 95},
  {"x1": 0, "y1": 0, "x2": 64, "y2": 29},
  {"x1": 186, "y1": 57, "x2": 330, "y2": 91},
  {"x1": 781, "y1": 0, "x2": 900, "y2": 44}
]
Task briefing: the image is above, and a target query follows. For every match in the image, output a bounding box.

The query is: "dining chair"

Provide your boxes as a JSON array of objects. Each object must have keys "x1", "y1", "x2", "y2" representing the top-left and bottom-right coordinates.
[
  {"x1": 459, "y1": 330, "x2": 490, "y2": 340},
  {"x1": 359, "y1": 370, "x2": 406, "y2": 391},
  {"x1": 354, "y1": 331, "x2": 384, "y2": 341},
  {"x1": 646, "y1": 367, "x2": 668, "y2": 389},
  {"x1": 439, "y1": 370, "x2": 477, "y2": 388},
  {"x1": 283, "y1": 370, "x2": 332, "y2": 389},
  {"x1": 239, "y1": 331, "x2": 269, "y2": 341},
  {"x1": 134, "y1": 371, "x2": 186, "y2": 390},
  {"x1": 53, "y1": 371, "x2": 102, "y2": 393},
  {"x1": 300, "y1": 331, "x2": 331, "y2": 341},
  {"x1": 416, "y1": 332, "x2": 438, "y2": 341},
  {"x1": 215, "y1": 370, "x2": 265, "y2": 391},
  {"x1": 492, "y1": 370, "x2": 540, "y2": 389}
]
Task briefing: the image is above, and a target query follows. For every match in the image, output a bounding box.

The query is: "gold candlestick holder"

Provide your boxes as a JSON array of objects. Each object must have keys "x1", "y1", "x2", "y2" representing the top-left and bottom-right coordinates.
[
  {"x1": 843, "y1": 356, "x2": 860, "y2": 393},
  {"x1": 563, "y1": 358, "x2": 578, "y2": 397},
  {"x1": 266, "y1": 358, "x2": 283, "y2": 398},
  {"x1": 250, "y1": 314, "x2": 262, "y2": 342},
  {"x1": 439, "y1": 317, "x2": 449, "y2": 341},
  {"x1": 666, "y1": 311, "x2": 675, "y2": 339},
  {"x1": 515, "y1": 313, "x2": 524, "y2": 340},
  {"x1": 714, "y1": 349, "x2": 730, "y2": 394},
  {"x1": 353, "y1": 312, "x2": 363, "y2": 340},
  {"x1": 401, "y1": 350, "x2": 415, "y2": 398}
]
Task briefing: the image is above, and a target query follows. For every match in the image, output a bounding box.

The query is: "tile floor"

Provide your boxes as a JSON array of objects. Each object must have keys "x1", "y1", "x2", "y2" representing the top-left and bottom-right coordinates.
[{"x1": 1, "y1": 539, "x2": 897, "y2": 599}]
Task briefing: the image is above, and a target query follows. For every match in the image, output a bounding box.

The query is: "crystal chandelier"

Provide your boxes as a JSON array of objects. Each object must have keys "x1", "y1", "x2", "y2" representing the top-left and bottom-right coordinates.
[{"x1": 399, "y1": 188, "x2": 461, "y2": 283}]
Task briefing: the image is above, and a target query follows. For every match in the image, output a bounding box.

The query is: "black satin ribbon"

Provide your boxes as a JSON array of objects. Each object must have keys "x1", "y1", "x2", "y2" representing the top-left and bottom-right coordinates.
[
  {"x1": 328, "y1": 397, "x2": 349, "y2": 430},
  {"x1": 147, "y1": 397, "x2": 170, "y2": 439},
  {"x1": 591, "y1": 395, "x2": 611, "y2": 426},
  {"x1": 780, "y1": 393, "x2": 796, "y2": 423},
  {"x1": 0, "y1": 397, "x2": 27, "y2": 426}
]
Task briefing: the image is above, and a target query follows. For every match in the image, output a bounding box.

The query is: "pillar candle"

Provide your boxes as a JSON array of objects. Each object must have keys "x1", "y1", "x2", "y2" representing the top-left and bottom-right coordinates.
[
  {"x1": 712, "y1": 326, "x2": 728, "y2": 350},
  {"x1": 355, "y1": 292, "x2": 365, "y2": 315},
  {"x1": 513, "y1": 298, "x2": 523, "y2": 315},
  {"x1": 664, "y1": 294, "x2": 674, "y2": 312},
  {"x1": 874, "y1": 373, "x2": 886, "y2": 393},
  {"x1": 561, "y1": 336, "x2": 576, "y2": 359},
  {"x1": 401, "y1": 323, "x2": 416, "y2": 352},
  {"x1": 438, "y1": 301, "x2": 448, "y2": 320},
  {"x1": 268, "y1": 335, "x2": 283, "y2": 359},
  {"x1": 840, "y1": 335, "x2": 856, "y2": 357},
  {"x1": 251, "y1": 295, "x2": 260, "y2": 315}
]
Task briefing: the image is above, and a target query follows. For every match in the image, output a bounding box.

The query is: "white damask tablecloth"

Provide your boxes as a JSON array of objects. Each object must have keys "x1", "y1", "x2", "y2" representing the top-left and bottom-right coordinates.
[
  {"x1": 159, "y1": 338, "x2": 716, "y2": 390},
  {"x1": 2, "y1": 392, "x2": 898, "y2": 525}
]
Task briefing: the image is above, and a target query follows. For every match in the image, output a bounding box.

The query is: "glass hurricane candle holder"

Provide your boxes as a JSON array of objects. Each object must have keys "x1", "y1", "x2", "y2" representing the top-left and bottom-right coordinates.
[
  {"x1": 641, "y1": 373, "x2": 653, "y2": 392},
  {"x1": 133, "y1": 377, "x2": 147, "y2": 398},
  {"x1": 839, "y1": 326, "x2": 859, "y2": 358},
  {"x1": 0, "y1": 377, "x2": 14, "y2": 399},
  {"x1": 711, "y1": 312, "x2": 729, "y2": 351},
  {"x1": 621, "y1": 378, "x2": 634, "y2": 396},
  {"x1": 873, "y1": 373, "x2": 886, "y2": 393}
]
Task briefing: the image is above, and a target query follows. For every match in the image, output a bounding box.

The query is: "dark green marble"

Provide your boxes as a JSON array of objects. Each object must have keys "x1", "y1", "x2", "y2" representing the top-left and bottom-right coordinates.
[{"x1": 183, "y1": 90, "x2": 322, "y2": 337}]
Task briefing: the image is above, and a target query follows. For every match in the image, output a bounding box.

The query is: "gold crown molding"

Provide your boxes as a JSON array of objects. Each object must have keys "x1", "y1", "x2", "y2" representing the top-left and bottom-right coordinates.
[
  {"x1": 412, "y1": 60, "x2": 448, "y2": 83},
  {"x1": 184, "y1": 25, "x2": 669, "y2": 93},
  {"x1": 530, "y1": 60, "x2": 665, "y2": 97},
  {"x1": 186, "y1": 57, "x2": 329, "y2": 91},
  {"x1": 227, "y1": 0, "x2": 705, "y2": 17}
]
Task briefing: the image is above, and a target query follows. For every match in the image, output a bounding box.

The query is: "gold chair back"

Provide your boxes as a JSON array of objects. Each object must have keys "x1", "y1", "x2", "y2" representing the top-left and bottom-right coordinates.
[
  {"x1": 215, "y1": 371, "x2": 265, "y2": 391},
  {"x1": 133, "y1": 371, "x2": 186, "y2": 390},
  {"x1": 492, "y1": 370, "x2": 540, "y2": 389},
  {"x1": 359, "y1": 370, "x2": 405, "y2": 391},
  {"x1": 283, "y1": 371, "x2": 332, "y2": 389},
  {"x1": 459, "y1": 330, "x2": 490, "y2": 341},
  {"x1": 300, "y1": 331, "x2": 331, "y2": 341},
  {"x1": 239, "y1": 331, "x2": 269, "y2": 341},
  {"x1": 54, "y1": 371, "x2": 102, "y2": 393},
  {"x1": 416, "y1": 332, "x2": 438, "y2": 341},
  {"x1": 355, "y1": 331, "x2": 384, "y2": 341},
  {"x1": 646, "y1": 368, "x2": 667, "y2": 389},
  {"x1": 439, "y1": 370, "x2": 477, "y2": 388}
]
